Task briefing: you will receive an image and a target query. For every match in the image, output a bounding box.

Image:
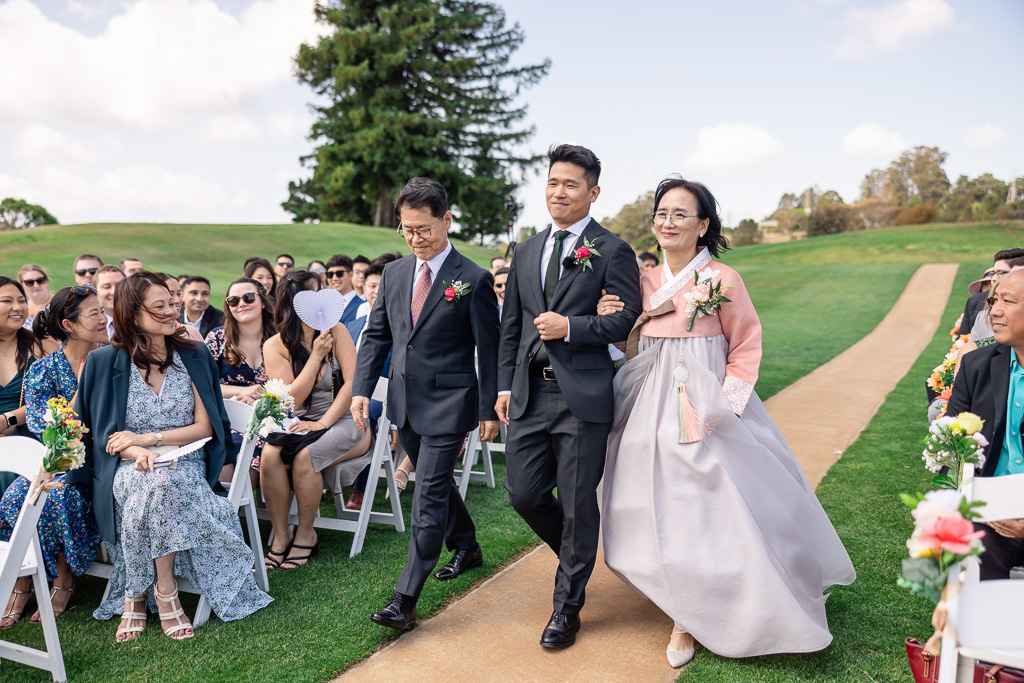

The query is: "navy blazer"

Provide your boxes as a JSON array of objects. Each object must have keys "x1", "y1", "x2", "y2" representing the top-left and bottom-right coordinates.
[
  {"x1": 340, "y1": 295, "x2": 367, "y2": 327},
  {"x1": 497, "y1": 219, "x2": 642, "y2": 423},
  {"x1": 179, "y1": 305, "x2": 225, "y2": 341},
  {"x1": 67, "y1": 343, "x2": 237, "y2": 543},
  {"x1": 352, "y1": 247, "x2": 500, "y2": 436}
]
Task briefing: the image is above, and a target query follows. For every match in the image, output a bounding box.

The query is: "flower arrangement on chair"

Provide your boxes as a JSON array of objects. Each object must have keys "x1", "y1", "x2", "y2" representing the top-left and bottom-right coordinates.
[
  {"x1": 246, "y1": 379, "x2": 296, "y2": 441},
  {"x1": 28, "y1": 397, "x2": 87, "y2": 504}
]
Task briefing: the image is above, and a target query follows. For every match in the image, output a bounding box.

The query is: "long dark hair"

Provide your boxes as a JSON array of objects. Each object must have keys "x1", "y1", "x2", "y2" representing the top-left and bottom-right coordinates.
[
  {"x1": 652, "y1": 176, "x2": 730, "y2": 257},
  {"x1": 32, "y1": 286, "x2": 97, "y2": 343},
  {"x1": 274, "y1": 270, "x2": 323, "y2": 409},
  {"x1": 112, "y1": 272, "x2": 196, "y2": 381},
  {"x1": 244, "y1": 258, "x2": 277, "y2": 297},
  {"x1": 223, "y1": 277, "x2": 275, "y2": 369},
  {"x1": 0, "y1": 276, "x2": 38, "y2": 370}
]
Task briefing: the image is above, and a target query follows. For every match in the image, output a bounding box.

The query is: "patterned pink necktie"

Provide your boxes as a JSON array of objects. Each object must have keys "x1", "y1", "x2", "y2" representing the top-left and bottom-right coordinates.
[{"x1": 411, "y1": 262, "x2": 431, "y2": 326}]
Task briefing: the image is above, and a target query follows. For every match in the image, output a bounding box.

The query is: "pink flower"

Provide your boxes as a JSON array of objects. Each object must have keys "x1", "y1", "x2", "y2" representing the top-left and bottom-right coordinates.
[
  {"x1": 693, "y1": 283, "x2": 711, "y2": 302},
  {"x1": 444, "y1": 287, "x2": 456, "y2": 301},
  {"x1": 917, "y1": 515, "x2": 986, "y2": 555},
  {"x1": 911, "y1": 489, "x2": 963, "y2": 529},
  {"x1": 971, "y1": 432, "x2": 989, "y2": 449},
  {"x1": 575, "y1": 246, "x2": 591, "y2": 259}
]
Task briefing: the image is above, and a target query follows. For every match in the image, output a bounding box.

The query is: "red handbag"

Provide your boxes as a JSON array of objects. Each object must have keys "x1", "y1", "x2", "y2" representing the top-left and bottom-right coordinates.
[{"x1": 907, "y1": 638, "x2": 1024, "y2": 683}]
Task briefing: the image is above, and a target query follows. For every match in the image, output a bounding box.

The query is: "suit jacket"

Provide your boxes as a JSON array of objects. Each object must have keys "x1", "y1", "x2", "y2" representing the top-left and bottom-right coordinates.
[
  {"x1": 352, "y1": 247, "x2": 500, "y2": 436},
  {"x1": 340, "y1": 295, "x2": 367, "y2": 327},
  {"x1": 345, "y1": 315, "x2": 367, "y2": 349},
  {"x1": 497, "y1": 219, "x2": 642, "y2": 423},
  {"x1": 959, "y1": 291, "x2": 988, "y2": 337},
  {"x1": 67, "y1": 343, "x2": 237, "y2": 543},
  {"x1": 947, "y1": 342, "x2": 1021, "y2": 477},
  {"x1": 180, "y1": 305, "x2": 225, "y2": 341}
]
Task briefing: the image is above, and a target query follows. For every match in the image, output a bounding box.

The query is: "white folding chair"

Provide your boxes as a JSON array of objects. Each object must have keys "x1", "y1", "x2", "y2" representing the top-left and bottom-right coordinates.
[
  {"x1": 0, "y1": 437, "x2": 67, "y2": 682},
  {"x1": 938, "y1": 463, "x2": 1024, "y2": 681},
  {"x1": 255, "y1": 377, "x2": 405, "y2": 557},
  {"x1": 396, "y1": 426, "x2": 494, "y2": 502}
]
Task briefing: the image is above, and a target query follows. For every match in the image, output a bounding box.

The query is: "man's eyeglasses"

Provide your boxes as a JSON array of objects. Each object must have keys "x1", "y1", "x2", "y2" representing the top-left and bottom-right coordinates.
[
  {"x1": 21, "y1": 277, "x2": 48, "y2": 287},
  {"x1": 652, "y1": 212, "x2": 699, "y2": 226},
  {"x1": 75, "y1": 267, "x2": 99, "y2": 277},
  {"x1": 327, "y1": 269, "x2": 350, "y2": 280},
  {"x1": 276, "y1": 261, "x2": 294, "y2": 268},
  {"x1": 225, "y1": 292, "x2": 258, "y2": 308},
  {"x1": 397, "y1": 215, "x2": 445, "y2": 240}
]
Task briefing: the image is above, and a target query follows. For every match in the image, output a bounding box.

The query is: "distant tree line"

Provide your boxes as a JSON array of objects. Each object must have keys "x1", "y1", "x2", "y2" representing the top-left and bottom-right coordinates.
[{"x1": 0, "y1": 197, "x2": 58, "y2": 230}]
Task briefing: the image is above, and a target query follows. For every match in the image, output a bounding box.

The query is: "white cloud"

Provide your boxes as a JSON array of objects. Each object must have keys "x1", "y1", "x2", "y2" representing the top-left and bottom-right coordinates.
[
  {"x1": 266, "y1": 111, "x2": 313, "y2": 142},
  {"x1": 684, "y1": 124, "x2": 785, "y2": 173},
  {"x1": 963, "y1": 124, "x2": 1010, "y2": 150},
  {"x1": 199, "y1": 114, "x2": 263, "y2": 143},
  {"x1": 0, "y1": 0, "x2": 322, "y2": 131},
  {"x1": 12, "y1": 123, "x2": 97, "y2": 164},
  {"x1": 840, "y1": 123, "x2": 908, "y2": 158},
  {"x1": 834, "y1": 0, "x2": 954, "y2": 60}
]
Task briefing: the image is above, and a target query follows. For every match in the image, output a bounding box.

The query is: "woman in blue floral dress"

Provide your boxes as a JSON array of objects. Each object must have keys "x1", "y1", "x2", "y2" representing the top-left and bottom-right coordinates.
[
  {"x1": 0, "y1": 286, "x2": 108, "y2": 627},
  {"x1": 72, "y1": 273, "x2": 271, "y2": 642}
]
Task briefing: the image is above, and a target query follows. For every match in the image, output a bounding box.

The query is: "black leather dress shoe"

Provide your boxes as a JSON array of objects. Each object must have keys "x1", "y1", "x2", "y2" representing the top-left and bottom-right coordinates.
[
  {"x1": 540, "y1": 611, "x2": 581, "y2": 649},
  {"x1": 370, "y1": 592, "x2": 417, "y2": 631},
  {"x1": 434, "y1": 546, "x2": 484, "y2": 581}
]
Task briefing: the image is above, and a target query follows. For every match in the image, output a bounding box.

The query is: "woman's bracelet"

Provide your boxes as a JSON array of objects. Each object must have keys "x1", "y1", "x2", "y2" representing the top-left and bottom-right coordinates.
[{"x1": 316, "y1": 419, "x2": 327, "y2": 430}]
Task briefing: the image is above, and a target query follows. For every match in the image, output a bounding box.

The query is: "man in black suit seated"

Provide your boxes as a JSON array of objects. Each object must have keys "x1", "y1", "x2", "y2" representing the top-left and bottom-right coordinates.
[
  {"x1": 948, "y1": 267, "x2": 1024, "y2": 579},
  {"x1": 179, "y1": 275, "x2": 224, "y2": 340}
]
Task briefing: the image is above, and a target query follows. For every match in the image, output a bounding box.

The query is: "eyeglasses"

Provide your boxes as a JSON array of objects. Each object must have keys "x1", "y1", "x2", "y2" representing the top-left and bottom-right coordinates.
[
  {"x1": 75, "y1": 267, "x2": 99, "y2": 277},
  {"x1": 21, "y1": 277, "x2": 48, "y2": 287},
  {"x1": 310, "y1": 267, "x2": 326, "y2": 274},
  {"x1": 327, "y1": 269, "x2": 350, "y2": 280},
  {"x1": 225, "y1": 292, "x2": 258, "y2": 308},
  {"x1": 276, "y1": 261, "x2": 294, "y2": 268},
  {"x1": 397, "y1": 215, "x2": 445, "y2": 240},
  {"x1": 652, "y1": 211, "x2": 700, "y2": 226},
  {"x1": 991, "y1": 269, "x2": 1010, "y2": 277}
]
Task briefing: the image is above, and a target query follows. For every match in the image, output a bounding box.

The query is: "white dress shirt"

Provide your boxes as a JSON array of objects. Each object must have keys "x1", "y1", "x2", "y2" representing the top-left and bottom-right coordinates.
[
  {"x1": 412, "y1": 240, "x2": 454, "y2": 299},
  {"x1": 184, "y1": 309, "x2": 206, "y2": 330},
  {"x1": 539, "y1": 216, "x2": 590, "y2": 290},
  {"x1": 105, "y1": 314, "x2": 115, "y2": 342},
  {"x1": 354, "y1": 300, "x2": 371, "y2": 320},
  {"x1": 338, "y1": 289, "x2": 358, "y2": 317}
]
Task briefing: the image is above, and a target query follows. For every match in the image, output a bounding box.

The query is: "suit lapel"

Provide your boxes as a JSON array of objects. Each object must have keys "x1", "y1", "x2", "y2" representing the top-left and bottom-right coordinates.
[
  {"x1": 550, "y1": 219, "x2": 599, "y2": 310},
  {"x1": 411, "y1": 248, "x2": 462, "y2": 340},
  {"x1": 392, "y1": 256, "x2": 415, "y2": 335},
  {"x1": 991, "y1": 346, "x2": 1011, "y2": 461},
  {"x1": 112, "y1": 348, "x2": 130, "y2": 432}
]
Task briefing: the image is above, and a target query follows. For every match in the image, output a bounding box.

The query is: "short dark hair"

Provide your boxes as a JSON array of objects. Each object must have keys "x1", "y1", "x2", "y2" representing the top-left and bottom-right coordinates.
[
  {"x1": 308, "y1": 260, "x2": 326, "y2": 270},
  {"x1": 652, "y1": 176, "x2": 730, "y2": 258},
  {"x1": 353, "y1": 255, "x2": 371, "y2": 266},
  {"x1": 994, "y1": 248, "x2": 1024, "y2": 263},
  {"x1": 243, "y1": 256, "x2": 261, "y2": 268},
  {"x1": 394, "y1": 177, "x2": 448, "y2": 219},
  {"x1": 494, "y1": 266, "x2": 510, "y2": 277},
  {"x1": 327, "y1": 254, "x2": 354, "y2": 270},
  {"x1": 182, "y1": 275, "x2": 211, "y2": 290},
  {"x1": 1008, "y1": 256, "x2": 1024, "y2": 268},
  {"x1": 490, "y1": 256, "x2": 506, "y2": 266},
  {"x1": 364, "y1": 263, "x2": 385, "y2": 279},
  {"x1": 547, "y1": 144, "x2": 601, "y2": 188},
  {"x1": 638, "y1": 251, "x2": 659, "y2": 264},
  {"x1": 372, "y1": 252, "x2": 402, "y2": 267},
  {"x1": 119, "y1": 258, "x2": 142, "y2": 268},
  {"x1": 73, "y1": 253, "x2": 103, "y2": 269},
  {"x1": 276, "y1": 254, "x2": 295, "y2": 263}
]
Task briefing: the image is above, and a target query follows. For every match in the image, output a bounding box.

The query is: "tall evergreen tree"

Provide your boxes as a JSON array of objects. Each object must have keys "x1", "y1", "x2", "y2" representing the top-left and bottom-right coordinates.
[{"x1": 285, "y1": 0, "x2": 549, "y2": 239}]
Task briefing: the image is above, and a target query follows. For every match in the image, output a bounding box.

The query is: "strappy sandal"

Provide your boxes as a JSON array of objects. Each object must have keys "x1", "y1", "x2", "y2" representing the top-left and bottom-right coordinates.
[
  {"x1": 154, "y1": 586, "x2": 194, "y2": 640},
  {"x1": 395, "y1": 465, "x2": 411, "y2": 492},
  {"x1": 115, "y1": 596, "x2": 148, "y2": 642},
  {"x1": 1, "y1": 587, "x2": 32, "y2": 629},
  {"x1": 31, "y1": 584, "x2": 75, "y2": 622},
  {"x1": 281, "y1": 540, "x2": 319, "y2": 570},
  {"x1": 264, "y1": 543, "x2": 292, "y2": 570}
]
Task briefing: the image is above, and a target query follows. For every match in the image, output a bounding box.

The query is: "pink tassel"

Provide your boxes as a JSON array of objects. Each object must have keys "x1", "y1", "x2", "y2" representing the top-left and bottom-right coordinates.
[{"x1": 678, "y1": 384, "x2": 709, "y2": 444}]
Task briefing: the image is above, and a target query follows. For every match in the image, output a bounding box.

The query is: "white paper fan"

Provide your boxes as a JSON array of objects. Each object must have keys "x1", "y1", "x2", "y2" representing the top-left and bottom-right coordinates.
[{"x1": 293, "y1": 289, "x2": 346, "y2": 332}]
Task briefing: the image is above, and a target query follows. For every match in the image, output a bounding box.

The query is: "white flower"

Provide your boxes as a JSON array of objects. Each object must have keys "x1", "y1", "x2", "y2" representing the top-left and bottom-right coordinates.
[
  {"x1": 43, "y1": 411, "x2": 56, "y2": 426},
  {"x1": 257, "y1": 416, "x2": 276, "y2": 438},
  {"x1": 697, "y1": 267, "x2": 720, "y2": 281},
  {"x1": 912, "y1": 489, "x2": 965, "y2": 528}
]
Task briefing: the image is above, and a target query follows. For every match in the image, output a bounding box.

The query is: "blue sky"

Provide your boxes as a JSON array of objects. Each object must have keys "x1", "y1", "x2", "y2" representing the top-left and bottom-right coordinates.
[{"x1": 0, "y1": 0, "x2": 1020, "y2": 233}]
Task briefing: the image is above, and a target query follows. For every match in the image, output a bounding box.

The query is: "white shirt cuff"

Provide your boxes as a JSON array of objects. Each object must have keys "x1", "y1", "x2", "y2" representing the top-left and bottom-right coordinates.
[{"x1": 498, "y1": 390, "x2": 511, "y2": 397}]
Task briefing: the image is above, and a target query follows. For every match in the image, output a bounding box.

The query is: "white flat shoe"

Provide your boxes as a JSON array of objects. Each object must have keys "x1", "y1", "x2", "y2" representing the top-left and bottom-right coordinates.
[{"x1": 666, "y1": 645, "x2": 696, "y2": 668}]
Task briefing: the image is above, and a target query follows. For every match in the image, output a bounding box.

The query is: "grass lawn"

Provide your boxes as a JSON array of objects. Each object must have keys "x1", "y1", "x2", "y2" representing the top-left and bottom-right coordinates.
[{"x1": 678, "y1": 263, "x2": 978, "y2": 682}]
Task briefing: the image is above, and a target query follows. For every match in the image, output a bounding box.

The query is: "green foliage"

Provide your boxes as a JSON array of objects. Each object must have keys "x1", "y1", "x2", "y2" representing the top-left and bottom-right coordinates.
[
  {"x1": 893, "y1": 204, "x2": 937, "y2": 226},
  {"x1": 285, "y1": 0, "x2": 550, "y2": 243},
  {"x1": 602, "y1": 190, "x2": 655, "y2": 245},
  {"x1": 0, "y1": 197, "x2": 58, "y2": 230},
  {"x1": 807, "y1": 203, "x2": 854, "y2": 236},
  {"x1": 941, "y1": 173, "x2": 1008, "y2": 222},
  {"x1": 851, "y1": 198, "x2": 900, "y2": 230},
  {"x1": 817, "y1": 190, "x2": 844, "y2": 207},
  {"x1": 731, "y1": 218, "x2": 761, "y2": 246}
]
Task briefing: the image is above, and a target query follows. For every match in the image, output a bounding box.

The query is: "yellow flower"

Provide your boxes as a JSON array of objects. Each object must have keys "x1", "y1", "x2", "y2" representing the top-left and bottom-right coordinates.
[{"x1": 956, "y1": 412, "x2": 984, "y2": 436}]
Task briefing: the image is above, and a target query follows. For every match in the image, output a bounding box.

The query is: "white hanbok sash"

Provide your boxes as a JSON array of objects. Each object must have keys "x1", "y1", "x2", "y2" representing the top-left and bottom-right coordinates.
[{"x1": 649, "y1": 247, "x2": 712, "y2": 310}]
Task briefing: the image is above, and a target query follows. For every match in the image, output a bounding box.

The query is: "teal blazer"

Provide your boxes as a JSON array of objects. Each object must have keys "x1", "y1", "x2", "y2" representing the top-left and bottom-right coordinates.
[{"x1": 68, "y1": 343, "x2": 237, "y2": 543}]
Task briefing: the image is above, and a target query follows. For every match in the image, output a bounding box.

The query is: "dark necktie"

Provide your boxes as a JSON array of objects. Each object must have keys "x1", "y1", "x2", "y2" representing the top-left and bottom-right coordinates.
[{"x1": 535, "y1": 229, "x2": 570, "y2": 368}]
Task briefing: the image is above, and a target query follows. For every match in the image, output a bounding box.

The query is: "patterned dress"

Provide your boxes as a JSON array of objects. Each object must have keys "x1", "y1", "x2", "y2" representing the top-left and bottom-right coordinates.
[
  {"x1": 0, "y1": 348, "x2": 102, "y2": 581},
  {"x1": 93, "y1": 352, "x2": 272, "y2": 621},
  {"x1": 0, "y1": 359, "x2": 36, "y2": 494},
  {"x1": 205, "y1": 327, "x2": 268, "y2": 470}
]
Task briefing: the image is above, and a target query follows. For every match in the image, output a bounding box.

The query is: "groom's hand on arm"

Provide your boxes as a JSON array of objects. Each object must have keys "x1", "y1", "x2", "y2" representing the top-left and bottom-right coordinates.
[{"x1": 350, "y1": 396, "x2": 370, "y2": 432}]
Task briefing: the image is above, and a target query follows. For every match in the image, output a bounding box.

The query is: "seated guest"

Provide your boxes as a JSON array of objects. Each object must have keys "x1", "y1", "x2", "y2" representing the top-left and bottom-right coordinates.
[
  {"x1": 489, "y1": 256, "x2": 506, "y2": 275},
  {"x1": 274, "y1": 254, "x2": 295, "y2": 280},
  {"x1": 153, "y1": 272, "x2": 203, "y2": 341},
  {"x1": 73, "y1": 254, "x2": 103, "y2": 286},
  {"x1": 638, "y1": 251, "x2": 659, "y2": 272},
  {"x1": 180, "y1": 275, "x2": 224, "y2": 340},
  {"x1": 352, "y1": 255, "x2": 371, "y2": 297},
  {"x1": 947, "y1": 267, "x2": 1024, "y2": 579},
  {"x1": 493, "y1": 266, "x2": 508, "y2": 314},
  {"x1": 326, "y1": 254, "x2": 365, "y2": 325},
  {"x1": 1, "y1": 286, "x2": 106, "y2": 628},
  {"x1": 0, "y1": 276, "x2": 42, "y2": 447},
  {"x1": 308, "y1": 260, "x2": 327, "y2": 287},
  {"x1": 71, "y1": 272, "x2": 272, "y2": 641},
  {"x1": 95, "y1": 264, "x2": 125, "y2": 342},
  {"x1": 206, "y1": 277, "x2": 274, "y2": 486},
  {"x1": 19, "y1": 264, "x2": 52, "y2": 330},
  {"x1": 120, "y1": 258, "x2": 144, "y2": 276},
  {"x1": 261, "y1": 271, "x2": 371, "y2": 569},
  {"x1": 176, "y1": 274, "x2": 189, "y2": 288},
  {"x1": 961, "y1": 248, "x2": 1024, "y2": 337},
  {"x1": 244, "y1": 258, "x2": 277, "y2": 300}
]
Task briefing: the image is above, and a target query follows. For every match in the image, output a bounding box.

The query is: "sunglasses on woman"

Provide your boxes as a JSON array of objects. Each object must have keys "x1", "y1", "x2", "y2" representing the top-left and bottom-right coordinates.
[
  {"x1": 225, "y1": 292, "x2": 258, "y2": 308},
  {"x1": 21, "y1": 277, "x2": 48, "y2": 287}
]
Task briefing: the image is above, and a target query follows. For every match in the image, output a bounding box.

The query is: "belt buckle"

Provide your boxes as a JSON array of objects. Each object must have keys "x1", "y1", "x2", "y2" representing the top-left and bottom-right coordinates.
[{"x1": 542, "y1": 367, "x2": 556, "y2": 381}]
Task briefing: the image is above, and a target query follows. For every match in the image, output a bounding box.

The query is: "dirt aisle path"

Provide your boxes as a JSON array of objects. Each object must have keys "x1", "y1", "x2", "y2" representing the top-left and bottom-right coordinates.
[{"x1": 336, "y1": 263, "x2": 958, "y2": 683}]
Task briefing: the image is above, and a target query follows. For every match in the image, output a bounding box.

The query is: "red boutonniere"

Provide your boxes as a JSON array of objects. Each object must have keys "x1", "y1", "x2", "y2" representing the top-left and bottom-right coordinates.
[
  {"x1": 444, "y1": 280, "x2": 471, "y2": 302},
  {"x1": 561, "y1": 237, "x2": 602, "y2": 272}
]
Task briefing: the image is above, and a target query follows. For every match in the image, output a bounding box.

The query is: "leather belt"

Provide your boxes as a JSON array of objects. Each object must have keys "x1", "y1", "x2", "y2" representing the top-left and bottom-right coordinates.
[
  {"x1": 529, "y1": 364, "x2": 557, "y2": 381},
  {"x1": 625, "y1": 300, "x2": 676, "y2": 360}
]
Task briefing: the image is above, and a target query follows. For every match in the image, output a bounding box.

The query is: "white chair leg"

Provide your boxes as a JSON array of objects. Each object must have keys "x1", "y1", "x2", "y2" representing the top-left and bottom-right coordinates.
[
  {"x1": 480, "y1": 439, "x2": 495, "y2": 488},
  {"x1": 31, "y1": 540, "x2": 67, "y2": 682},
  {"x1": 242, "y1": 498, "x2": 269, "y2": 592},
  {"x1": 193, "y1": 596, "x2": 212, "y2": 629}
]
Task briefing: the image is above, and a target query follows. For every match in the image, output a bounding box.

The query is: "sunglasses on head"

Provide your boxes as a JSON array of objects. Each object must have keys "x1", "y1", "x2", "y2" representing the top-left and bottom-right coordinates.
[
  {"x1": 63, "y1": 285, "x2": 97, "y2": 311},
  {"x1": 327, "y1": 269, "x2": 350, "y2": 279},
  {"x1": 225, "y1": 292, "x2": 258, "y2": 308},
  {"x1": 75, "y1": 267, "x2": 98, "y2": 277},
  {"x1": 21, "y1": 276, "x2": 48, "y2": 287}
]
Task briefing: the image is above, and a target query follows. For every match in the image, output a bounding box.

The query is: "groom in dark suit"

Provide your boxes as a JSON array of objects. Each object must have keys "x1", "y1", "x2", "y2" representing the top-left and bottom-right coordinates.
[
  {"x1": 496, "y1": 144, "x2": 642, "y2": 648},
  {"x1": 351, "y1": 177, "x2": 501, "y2": 630}
]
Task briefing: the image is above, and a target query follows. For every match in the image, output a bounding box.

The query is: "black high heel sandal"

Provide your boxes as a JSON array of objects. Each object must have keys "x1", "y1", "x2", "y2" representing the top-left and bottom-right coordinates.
[{"x1": 281, "y1": 541, "x2": 319, "y2": 570}]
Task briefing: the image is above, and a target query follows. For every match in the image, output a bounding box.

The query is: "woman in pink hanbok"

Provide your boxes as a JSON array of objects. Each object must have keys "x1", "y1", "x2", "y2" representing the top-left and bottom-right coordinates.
[{"x1": 601, "y1": 177, "x2": 855, "y2": 669}]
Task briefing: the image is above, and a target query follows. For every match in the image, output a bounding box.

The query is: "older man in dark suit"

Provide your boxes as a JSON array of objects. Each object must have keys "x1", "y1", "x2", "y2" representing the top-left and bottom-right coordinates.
[
  {"x1": 948, "y1": 267, "x2": 1024, "y2": 579},
  {"x1": 351, "y1": 177, "x2": 500, "y2": 631},
  {"x1": 496, "y1": 144, "x2": 642, "y2": 648}
]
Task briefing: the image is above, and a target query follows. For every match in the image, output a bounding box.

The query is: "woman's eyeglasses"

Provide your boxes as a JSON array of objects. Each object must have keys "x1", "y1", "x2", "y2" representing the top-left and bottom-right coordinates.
[
  {"x1": 327, "y1": 269, "x2": 350, "y2": 280},
  {"x1": 21, "y1": 277, "x2": 48, "y2": 287},
  {"x1": 225, "y1": 292, "x2": 258, "y2": 308}
]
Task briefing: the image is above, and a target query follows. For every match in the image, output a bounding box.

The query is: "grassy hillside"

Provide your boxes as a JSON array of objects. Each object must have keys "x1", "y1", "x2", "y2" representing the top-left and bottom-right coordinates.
[{"x1": 0, "y1": 222, "x2": 499, "y2": 298}]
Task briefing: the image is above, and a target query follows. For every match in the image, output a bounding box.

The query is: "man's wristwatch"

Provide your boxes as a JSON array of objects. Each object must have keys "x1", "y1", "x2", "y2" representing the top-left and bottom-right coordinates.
[
  {"x1": 154, "y1": 432, "x2": 164, "y2": 447},
  {"x1": 3, "y1": 412, "x2": 16, "y2": 428}
]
